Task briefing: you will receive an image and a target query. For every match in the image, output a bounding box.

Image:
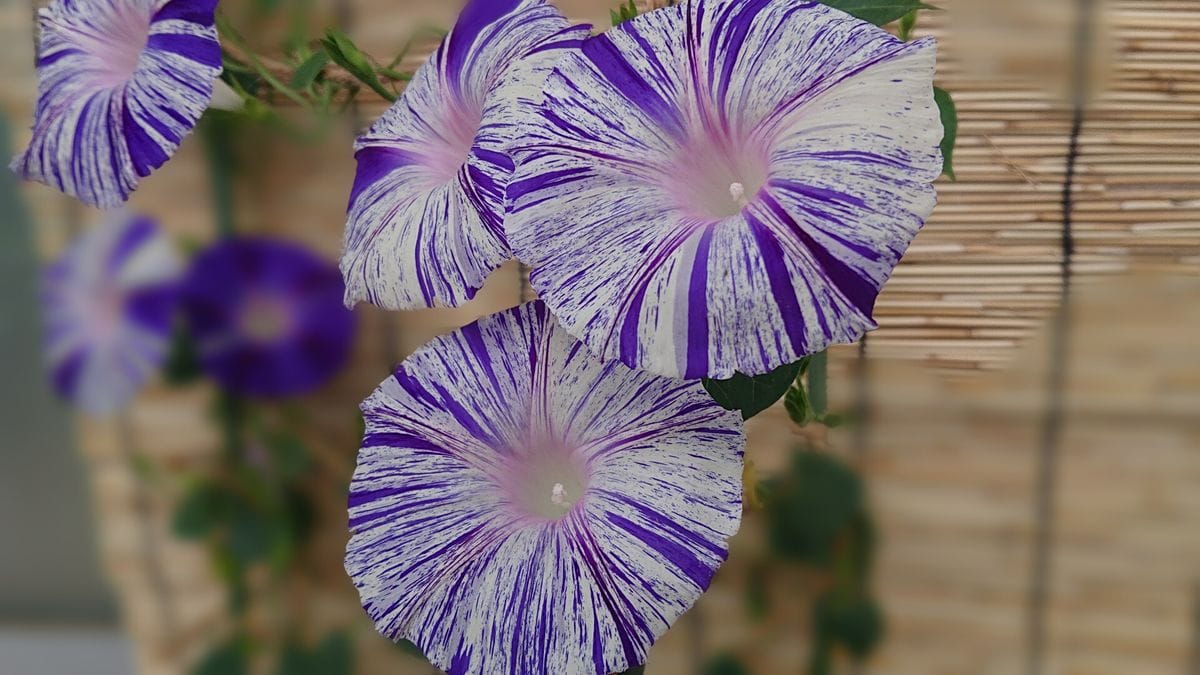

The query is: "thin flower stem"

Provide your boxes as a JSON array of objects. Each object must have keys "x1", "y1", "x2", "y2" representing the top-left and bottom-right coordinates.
[
  {"x1": 217, "y1": 13, "x2": 413, "y2": 107},
  {"x1": 386, "y1": 23, "x2": 446, "y2": 70},
  {"x1": 216, "y1": 14, "x2": 310, "y2": 108},
  {"x1": 808, "y1": 350, "x2": 828, "y2": 418}
]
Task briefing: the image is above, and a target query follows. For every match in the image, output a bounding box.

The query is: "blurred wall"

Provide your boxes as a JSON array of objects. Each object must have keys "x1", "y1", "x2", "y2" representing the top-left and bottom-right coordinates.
[{"x1": 0, "y1": 114, "x2": 116, "y2": 625}]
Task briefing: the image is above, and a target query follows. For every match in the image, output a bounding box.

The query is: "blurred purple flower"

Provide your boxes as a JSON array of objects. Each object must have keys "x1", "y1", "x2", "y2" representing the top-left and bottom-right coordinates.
[
  {"x1": 507, "y1": 0, "x2": 943, "y2": 379},
  {"x1": 345, "y1": 302, "x2": 744, "y2": 675},
  {"x1": 11, "y1": 0, "x2": 221, "y2": 207},
  {"x1": 340, "y1": 0, "x2": 589, "y2": 310},
  {"x1": 181, "y1": 237, "x2": 355, "y2": 398},
  {"x1": 43, "y1": 211, "x2": 183, "y2": 415}
]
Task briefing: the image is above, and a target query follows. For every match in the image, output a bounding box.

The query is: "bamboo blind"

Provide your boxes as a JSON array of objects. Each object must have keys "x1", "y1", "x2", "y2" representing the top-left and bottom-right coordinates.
[{"x1": 2, "y1": 0, "x2": 1198, "y2": 674}]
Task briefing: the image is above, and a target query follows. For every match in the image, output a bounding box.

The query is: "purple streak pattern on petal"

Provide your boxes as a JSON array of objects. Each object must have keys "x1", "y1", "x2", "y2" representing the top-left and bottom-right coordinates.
[
  {"x1": 11, "y1": 0, "x2": 220, "y2": 208},
  {"x1": 180, "y1": 237, "x2": 356, "y2": 398},
  {"x1": 345, "y1": 302, "x2": 744, "y2": 674},
  {"x1": 507, "y1": 0, "x2": 942, "y2": 379},
  {"x1": 42, "y1": 211, "x2": 183, "y2": 415},
  {"x1": 340, "y1": 0, "x2": 589, "y2": 310}
]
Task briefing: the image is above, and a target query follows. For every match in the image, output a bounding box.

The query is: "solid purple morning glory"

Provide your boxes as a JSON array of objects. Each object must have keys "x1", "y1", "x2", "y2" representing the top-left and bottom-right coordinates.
[
  {"x1": 345, "y1": 302, "x2": 744, "y2": 675},
  {"x1": 43, "y1": 211, "x2": 183, "y2": 415},
  {"x1": 11, "y1": 0, "x2": 221, "y2": 208},
  {"x1": 507, "y1": 0, "x2": 943, "y2": 379},
  {"x1": 340, "y1": 0, "x2": 590, "y2": 310},
  {"x1": 181, "y1": 237, "x2": 356, "y2": 398}
]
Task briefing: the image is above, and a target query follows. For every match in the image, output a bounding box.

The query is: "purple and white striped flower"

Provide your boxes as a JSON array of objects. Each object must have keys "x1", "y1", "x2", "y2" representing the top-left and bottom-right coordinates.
[
  {"x1": 43, "y1": 212, "x2": 182, "y2": 415},
  {"x1": 341, "y1": 0, "x2": 589, "y2": 310},
  {"x1": 345, "y1": 302, "x2": 743, "y2": 675},
  {"x1": 507, "y1": 0, "x2": 943, "y2": 379},
  {"x1": 12, "y1": 0, "x2": 221, "y2": 208},
  {"x1": 180, "y1": 238, "x2": 356, "y2": 398}
]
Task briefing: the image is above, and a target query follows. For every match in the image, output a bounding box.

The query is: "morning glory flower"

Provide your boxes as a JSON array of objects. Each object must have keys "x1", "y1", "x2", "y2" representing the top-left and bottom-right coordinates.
[
  {"x1": 345, "y1": 302, "x2": 743, "y2": 675},
  {"x1": 180, "y1": 238, "x2": 355, "y2": 398},
  {"x1": 11, "y1": 0, "x2": 221, "y2": 208},
  {"x1": 340, "y1": 0, "x2": 590, "y2": 310},
  {"x1": 507, "y1": 0, "x2": 943, "y2": 379},
  {"x1": 43, "y1": 212, "x2": 182, "y2": 415}
]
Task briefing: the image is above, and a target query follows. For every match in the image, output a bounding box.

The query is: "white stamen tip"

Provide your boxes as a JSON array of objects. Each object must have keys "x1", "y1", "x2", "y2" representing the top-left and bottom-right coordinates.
[
  {"x1": 729, "y1": 182, "x2": 747, "y2": 206},
  {"x1": 551, "y1": 483, "x2": 567, "y2": 506}
]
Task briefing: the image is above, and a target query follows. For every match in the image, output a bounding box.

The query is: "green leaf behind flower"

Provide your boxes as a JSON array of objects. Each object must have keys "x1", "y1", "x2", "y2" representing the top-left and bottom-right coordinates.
[
  {"x1": 703, "y1": 358, "x2": 807, "y2": 420},
  {"x1": 321, "y1": 28, "x2": 396, "y2": 102},
  {"x1": 819, "y1": 0, "x2": 937, "y2": 26},
  {"x1": 934, "y1": 86, "x2": 958, "y2": 179}
]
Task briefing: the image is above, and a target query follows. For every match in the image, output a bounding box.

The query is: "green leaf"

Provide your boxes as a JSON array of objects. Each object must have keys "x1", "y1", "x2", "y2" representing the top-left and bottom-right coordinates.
[
  {"x1": 784, "y1": 380, "x2": 816, "y2": 426},
  {"x1": 172, "y1": 481, "x2": 229, "y2": 539},
  {"x1": 744, "y1": 564, "x2": 769, "y2": 621},
  {"x1": 618, "y1": 667, "x2": 646, "y2": 675},
  {"x1": 814, "y1": 591, "x2": 885, "y2": 658},
  {"x1": 819, "y1": 0, "x2": 936, "y2": 26},
  {"x1": 163, "y1": 321, "x2": 202, "y2": 385},
  {"x1": 280, "y1": 632, "x2": 354, "y2": 675},
  {"x1": 321, "y1": 29, "x2": 396, "y2": 102},
  {"x1": 704, "y1": 653, "x2": 752, "y2": 675},
  {"x1": 762, "y1": 451, "x2": 863, "y2": 566},
  {"x1": 192, "y1": 639, "x2": 248, "y2": 675},
  {"x1": 259, "y1": 430, "x2": 312, "y2": 479},
  {"x1": 897, "y1": 8, "x2": 918, "y2": 40},
  {"x1": 934, "y1": 86, "x2": 957, "y2": 180},
  {"x1": 228, "y1": 506, "x2": 271, "y2": 565},
  {"x1": 610, "y1": 0, "x2": 639, "y2": 26},
  {"x1": 393, "y1": 639, "x2": 426, "y2": 659},
  {"x1": 290, "y1": 51, "x2": 330, "y2": 89},
  {"x1": 703, "y1": 359, "x2": 806, "y2": 420},
  {"x1": 312, "y1": 633, "x2": 354, "y2": 675}
]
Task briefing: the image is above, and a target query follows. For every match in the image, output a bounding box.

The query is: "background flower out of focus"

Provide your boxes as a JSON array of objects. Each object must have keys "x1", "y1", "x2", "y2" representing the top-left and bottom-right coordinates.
[{"x1": 1, "y1": 0, "x2": 1198, "y2": 675}]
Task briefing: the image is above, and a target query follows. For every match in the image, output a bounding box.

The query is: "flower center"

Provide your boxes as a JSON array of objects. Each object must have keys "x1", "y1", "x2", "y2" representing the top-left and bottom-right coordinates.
[
  {"x1": 501, "y1": 437, "x2": 590, "y2": 521},
  {"x1": 419, "y1": 105, "x2": 482, "y2": 187},
  {"x1": 665, "y1": 135, "x2": 769, "y2": 220},
  {"x1": 68, "y1": 2, "x2": 153, "y2": 88},
  {"x1": 86, "y1": 284, "x2": 126, "y2": 341},
  {"x1": 238, "y1": 293, "x2": 295, "y2": 344}
]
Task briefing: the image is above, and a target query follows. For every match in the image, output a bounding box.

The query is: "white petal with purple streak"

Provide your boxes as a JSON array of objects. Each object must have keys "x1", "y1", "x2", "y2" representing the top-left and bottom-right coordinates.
[
  {"x1": 12, "y1": 0, "x2": 221, "y2": 208},
  {"x1": 43, "y1": 212, "x2": 182, "y2": 415},
  {"x1": 507, "y1": 0, "x2": 942, "y2": 379},
  {"x1": 345, "y1": 302, "x2": 743, "y2": 675},
  {"x1": 340, "y1": 0, "x2": 589, "y2": 309}
]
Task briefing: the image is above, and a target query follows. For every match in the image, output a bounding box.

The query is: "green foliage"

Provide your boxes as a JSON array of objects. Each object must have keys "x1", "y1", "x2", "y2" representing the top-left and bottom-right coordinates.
[
  {"x1": 394, "y1": 639, "x2": 426, "y2": 659},
  {"x1": 744, "y1": 561, "x2": 769, "y2": 621},
  {"x1": 784, "y1": 373, "x2": 816, "y2": 425},
  {"x1": 610, "y1": 0, "x2": 639, "y2": 26},
  {"x1": 897, "y1": 9, "x2": 918, "y2": 40},
  {"x1": 934, "y1": 86, "x2": 958, "y2": 180},
  {"x1": 761, "y1": 450, "x2": 863, "y2": 566},
  {"x1": 819, "y1": 0, "x2": 937, "y2": 26},
  {"x1": 290, "y1": 50, "x2": 331, "y2": 90},
  {"x1": 259, "y1": 429, "x2": 314, "y2": 480},
  {"x1": 163, "y1": 321, "x2": 202, "y2": 385},
  {"x1": 173, "y1": 481, "x2": 232, "y2": 540},
  {"x1": 279, "y1": 632, "x2": 354, "y2": 675},
  {"x1": 228, "y1": 506, "x2": 272, "y2": 564},
  {"x1": 814, "y1": 591, "x2": 885, "y2": 658},
  {"x1": 192, "y1": 638, "x2": 248, "y2": 675},
  {"x1": 703, "y1": 358, "x2": 806, "y2": 420},
  {"x1": 618, "y1": 667, "x2": 646, "y2": 675},
  {"x1": 783, "y1": 351, "x2": 842, "y2": 428},
  {"x1": 320, "y1": 28, "x2": 397, "y2": 102},
  {"x1": 704, "y1": 652, "x2": 752, "y2": 675}
]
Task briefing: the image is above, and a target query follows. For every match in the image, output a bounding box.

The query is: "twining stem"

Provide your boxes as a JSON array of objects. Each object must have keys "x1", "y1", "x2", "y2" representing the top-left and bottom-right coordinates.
[
  {"x1": 808, "y1": 350, "x2": 828, "y2": 418},
  {"x1": 216, "y1": 13, "x2": 410, "y2": 105},
  {"x1": 217, "y1": 14, "x2": 310, "y2": 108}
]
